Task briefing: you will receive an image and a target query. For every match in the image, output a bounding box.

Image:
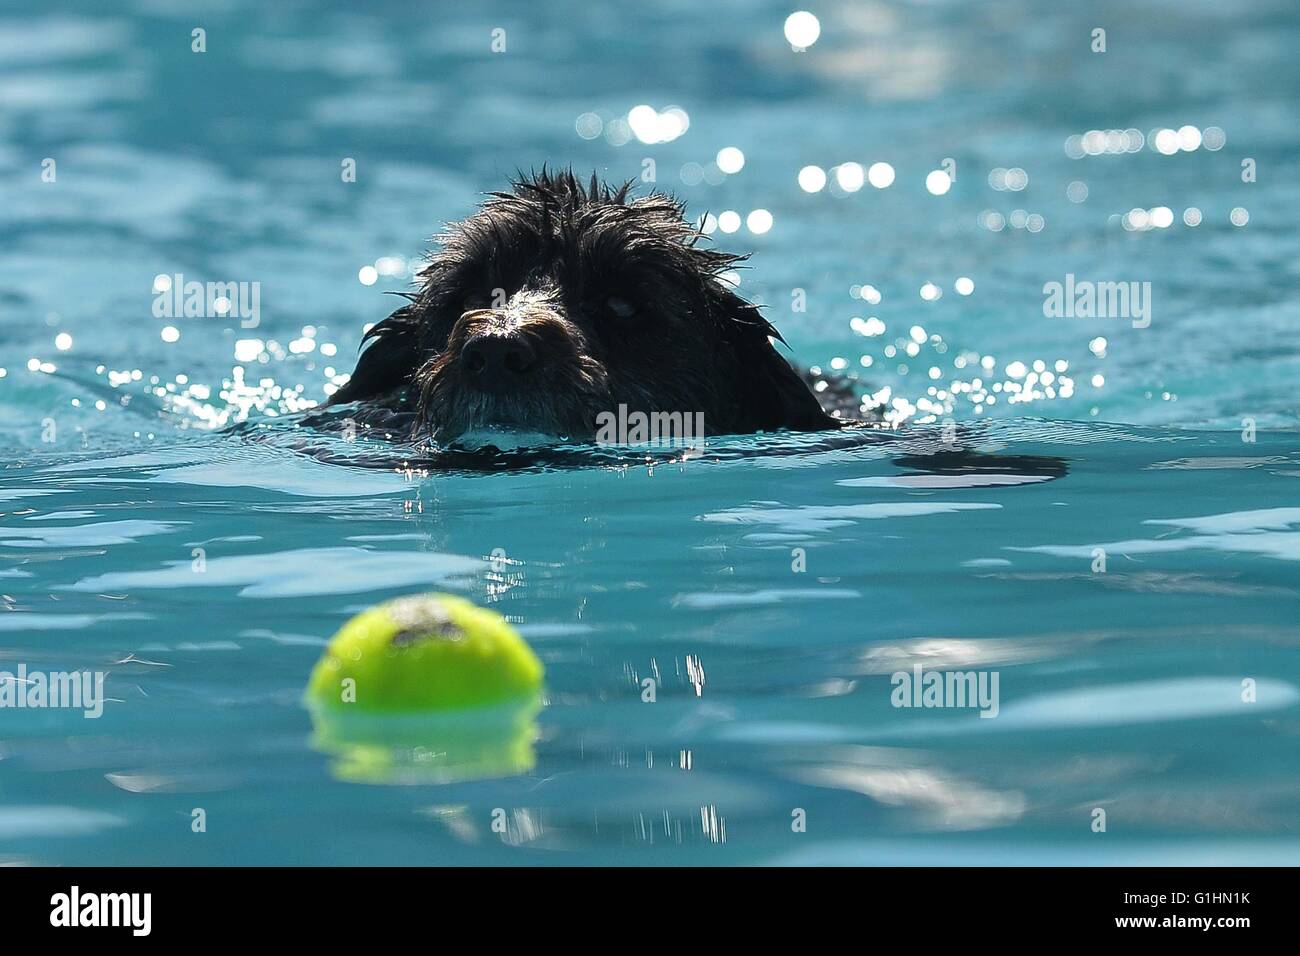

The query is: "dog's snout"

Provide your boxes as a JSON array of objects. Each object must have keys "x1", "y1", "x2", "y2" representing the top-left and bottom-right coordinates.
[{"x1": 462, "y1": 332, "x2": 537, "y2": 391}]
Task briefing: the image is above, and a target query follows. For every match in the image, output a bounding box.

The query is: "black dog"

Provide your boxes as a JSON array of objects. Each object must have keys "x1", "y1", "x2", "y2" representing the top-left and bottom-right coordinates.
[{"x1": 328, "y1": 170, "x2": 839, "y2": 443}]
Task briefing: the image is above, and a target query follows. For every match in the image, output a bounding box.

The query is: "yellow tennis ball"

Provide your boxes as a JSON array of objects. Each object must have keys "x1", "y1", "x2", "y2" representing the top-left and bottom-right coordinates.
[{"x1": 306, "y1": 593, "x2": 543, "y2": 713}]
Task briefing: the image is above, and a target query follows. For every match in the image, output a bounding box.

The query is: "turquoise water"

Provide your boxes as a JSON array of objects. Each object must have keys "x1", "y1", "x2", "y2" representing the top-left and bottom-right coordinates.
[{"x1": 2, "y1": 1, "x2": 1299, "y2": 865}]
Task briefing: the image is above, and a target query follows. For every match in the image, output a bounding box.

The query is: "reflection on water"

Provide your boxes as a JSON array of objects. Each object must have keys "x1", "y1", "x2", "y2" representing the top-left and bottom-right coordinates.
[{"x1": 308, "y1": 698, "x2": 542, "y2": 786}]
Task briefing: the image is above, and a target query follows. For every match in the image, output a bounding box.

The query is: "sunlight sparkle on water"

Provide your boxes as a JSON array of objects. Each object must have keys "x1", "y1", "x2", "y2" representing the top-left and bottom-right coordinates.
[
  {"x1": 798, "y1": 165, "x2": 827, "y2": 192},
  {"x1": 716, "y1": 147, "x2": 745, "y2": 174},
  {"x1": 867, "y1": 162, "x2": 895, "y2": 188},
  {"x1": 784, "y1": 11, "x2": 820, "y2": 50},
  {"x1": 925, "y1": 170, "x2": 952, "y2": 195},
  {"x1": 627, "y1": 105, "x2": 690, "y2": 145},
  {"x1": 835, "y1": 162, "x2": 865, "y2": 192}
]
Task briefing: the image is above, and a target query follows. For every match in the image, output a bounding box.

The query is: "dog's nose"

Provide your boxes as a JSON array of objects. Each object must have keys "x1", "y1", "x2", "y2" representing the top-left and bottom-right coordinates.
[{"x1": 461, "y1": 332, "x2": 537, "y2": 391}]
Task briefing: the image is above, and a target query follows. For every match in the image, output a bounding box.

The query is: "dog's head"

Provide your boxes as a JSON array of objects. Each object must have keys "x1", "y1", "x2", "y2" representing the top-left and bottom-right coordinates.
[{"x1": 333, "y1": 171, "x2": 837, "y2": 443}]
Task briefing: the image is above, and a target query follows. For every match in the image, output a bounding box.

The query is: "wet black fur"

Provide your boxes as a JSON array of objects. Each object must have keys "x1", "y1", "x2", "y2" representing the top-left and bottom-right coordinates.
[{"x1": 328, "y1": 170, "x2": 839, "y2": 442}]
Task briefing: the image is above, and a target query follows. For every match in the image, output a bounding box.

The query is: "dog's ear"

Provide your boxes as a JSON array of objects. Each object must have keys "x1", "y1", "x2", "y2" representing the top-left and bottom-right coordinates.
[
  {"x1": 715, "y1": 290, "x2": 839, "y2": 432},
  {"x1": 326, "y1": 305, "x2": 421, "y2": 405}
]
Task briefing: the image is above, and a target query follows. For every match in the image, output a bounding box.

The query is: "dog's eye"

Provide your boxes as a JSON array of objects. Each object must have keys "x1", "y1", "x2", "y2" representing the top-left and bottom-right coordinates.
[{"x1": 606, "y1": 296, "x2": 636, "y2": 319}]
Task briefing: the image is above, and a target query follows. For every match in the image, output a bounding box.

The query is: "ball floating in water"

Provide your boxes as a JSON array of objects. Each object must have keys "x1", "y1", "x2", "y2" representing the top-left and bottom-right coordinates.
[{"x1": 306, "y1": 593, "x2": 543, "y2": 713}]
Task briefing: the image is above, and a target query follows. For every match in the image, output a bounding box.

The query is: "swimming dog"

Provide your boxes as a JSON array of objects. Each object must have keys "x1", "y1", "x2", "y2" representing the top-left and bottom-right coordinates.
[{"x1": 328, "y1": 170, "x2": 840, "y2": 444}]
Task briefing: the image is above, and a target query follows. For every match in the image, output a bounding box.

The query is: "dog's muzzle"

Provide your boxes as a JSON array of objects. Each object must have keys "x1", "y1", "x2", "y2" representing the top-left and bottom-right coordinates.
[
  {"x1": 452, "y1": 299, "x2": 563, "y2": 395},
  {"x1": 416, "y1": 292, "x2": 612, "y2": 442}
]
